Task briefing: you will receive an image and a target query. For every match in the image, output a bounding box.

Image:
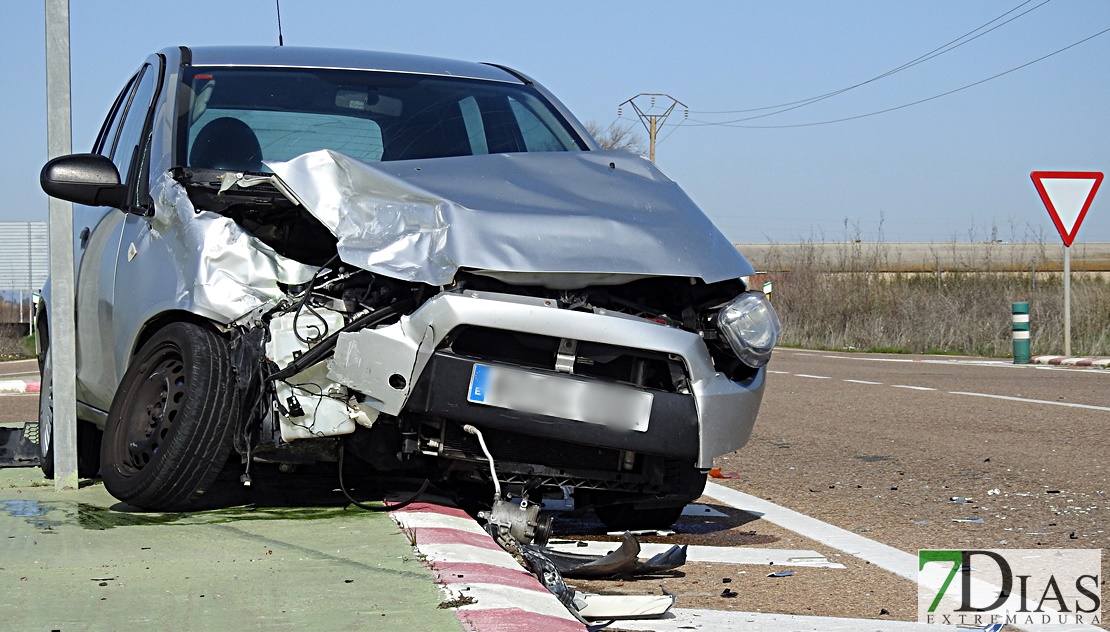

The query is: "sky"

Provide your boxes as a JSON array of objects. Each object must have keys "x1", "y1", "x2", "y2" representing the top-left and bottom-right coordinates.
[{"x1": 2, "y1": 0, "x2": 1109, "y2": 244}]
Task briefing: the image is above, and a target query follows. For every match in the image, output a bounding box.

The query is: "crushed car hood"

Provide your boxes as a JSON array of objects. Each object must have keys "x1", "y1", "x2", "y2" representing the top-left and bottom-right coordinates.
[{"x1": 267, "y1": 149, "x2": 754, "y2": 286}]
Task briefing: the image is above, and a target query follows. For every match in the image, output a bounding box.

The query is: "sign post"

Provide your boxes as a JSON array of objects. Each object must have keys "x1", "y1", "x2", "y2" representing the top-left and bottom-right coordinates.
[{"x1": 1030, "y1": 171, "x2": 1103, "y2": 356}]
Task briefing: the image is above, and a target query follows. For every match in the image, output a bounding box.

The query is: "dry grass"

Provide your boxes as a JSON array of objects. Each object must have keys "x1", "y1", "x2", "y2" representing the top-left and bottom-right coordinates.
[{"x1": 756, "y1": 240, "x2": 1110, "y2": 357}]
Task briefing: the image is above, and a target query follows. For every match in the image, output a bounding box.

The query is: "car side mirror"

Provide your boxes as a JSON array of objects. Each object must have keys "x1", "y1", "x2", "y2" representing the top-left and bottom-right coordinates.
[{"x1": 40, "y1": 153, "x2": 128, "y2": 208}]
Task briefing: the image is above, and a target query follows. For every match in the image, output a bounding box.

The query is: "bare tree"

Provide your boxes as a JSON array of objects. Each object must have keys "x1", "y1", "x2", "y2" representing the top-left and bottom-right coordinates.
[{"x1": 583, "y1": 120, "x2": 647, "y2": 154}]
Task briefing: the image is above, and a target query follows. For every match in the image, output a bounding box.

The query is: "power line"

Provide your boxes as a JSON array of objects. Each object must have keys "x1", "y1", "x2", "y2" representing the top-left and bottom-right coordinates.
[
  {"x1": 686, "y1": 25, "x2": 1110, "y2": 130},
  {"x1": 691, "y1": 0, "x2": 1048, "y2": 118}
]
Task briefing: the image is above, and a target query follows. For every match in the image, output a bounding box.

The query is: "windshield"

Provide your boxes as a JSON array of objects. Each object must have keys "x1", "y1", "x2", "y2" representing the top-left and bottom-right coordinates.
[{"x1": 176, "y1": 67, "x2": 587, "y2": 172}]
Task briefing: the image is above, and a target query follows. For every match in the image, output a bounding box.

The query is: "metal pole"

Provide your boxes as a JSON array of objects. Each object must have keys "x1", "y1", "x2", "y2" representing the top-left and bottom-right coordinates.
[
  {"x1": 1012, "y1": 301, "x2": 1030, "y2": 364},
  {"x1": 45, "y1": 0, "x2": 79, "y2": 490},
  {"x1": 1063, "y1": 244, "x2": 1071, "y2": 357}
]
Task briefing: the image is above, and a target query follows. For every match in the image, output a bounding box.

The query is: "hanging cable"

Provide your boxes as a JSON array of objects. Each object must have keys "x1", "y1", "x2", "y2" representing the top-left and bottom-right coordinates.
[
  {"x1": 691, "y1": 0, "x2": 1048, "y2": 117},
  {"x1": 337, "y1": 444, "x2": 430, "y2": 512},
  {"x1": 463, "y1": 424, "x2": 502, "y2": 501},
  {"x1": 686, "y1": 25, "x2": 1110, "y2": 129}
]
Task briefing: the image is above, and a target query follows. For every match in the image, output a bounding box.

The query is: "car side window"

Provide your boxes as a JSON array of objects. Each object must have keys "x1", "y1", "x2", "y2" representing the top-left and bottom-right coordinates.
[
  {"x1": 92, "y1": 74, "x2": 138, "y2": 156},
  {"x1": 111, "y1": 64, "x2": 158, "y2": 185},
  {"x1": 508, "y1": 97, "x2": 566, "y2": 153}
]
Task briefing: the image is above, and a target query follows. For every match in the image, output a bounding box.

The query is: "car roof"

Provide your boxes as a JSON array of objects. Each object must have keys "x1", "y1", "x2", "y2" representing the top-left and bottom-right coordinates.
[{"x1": 183, "y1": 46, "x2": 522, "y2": 84}]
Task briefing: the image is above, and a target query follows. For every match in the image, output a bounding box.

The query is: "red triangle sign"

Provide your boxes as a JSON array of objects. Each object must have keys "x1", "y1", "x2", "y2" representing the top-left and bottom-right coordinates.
[{"x1": 1030, "y1": 171, "x2": 1103, "y2": 247}]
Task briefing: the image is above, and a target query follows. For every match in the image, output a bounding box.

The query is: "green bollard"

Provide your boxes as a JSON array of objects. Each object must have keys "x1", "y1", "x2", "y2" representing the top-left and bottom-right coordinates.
[{"x1": 1012, "y1": 302, "x2": 1030, "y2": 364}]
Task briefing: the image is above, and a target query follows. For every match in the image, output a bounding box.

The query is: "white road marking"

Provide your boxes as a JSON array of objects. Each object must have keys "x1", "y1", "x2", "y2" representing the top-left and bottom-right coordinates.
[
  {"x1": 790, "y1": 349, "x2": 1109, "y2": 374},
  {"x1": 842, "y1": 379, "x2": 882, "y2": 385},
  {"x1": 702, "y1": 483, "x2": 1104, "y2": 632},
  {"x1": 0, "y1": 371, "x2": 37, "y2": 378},
  {"x1": 891, "y1": 385, "x2": 936, "y2": 391},
  {"x1": 793, "y1": 374, "x2": 830, "y2": 379},
  {"x1": 615, "y1": 608, "x2": 955, "y2": 631},
  {"x1": 702, "y1": 482, "x2": 918, "y2": 582},
  {"x1": 949, "y1": 391, "x2": 1110, "y2": 412},
  {"x1": 767, "y1": 370, "x2": 790, "y2": 374},
  {"x1": 1031, "y1": 365, "x2": 1110, "y2": 374},
  {"x1": 544, "y1": 541, "x2": 845, "y2": 568}
]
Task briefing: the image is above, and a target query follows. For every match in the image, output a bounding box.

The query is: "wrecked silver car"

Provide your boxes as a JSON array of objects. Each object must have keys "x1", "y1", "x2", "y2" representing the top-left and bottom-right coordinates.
[{"x1": 38, "y1": 46, "x2": 778, "y2": 529}]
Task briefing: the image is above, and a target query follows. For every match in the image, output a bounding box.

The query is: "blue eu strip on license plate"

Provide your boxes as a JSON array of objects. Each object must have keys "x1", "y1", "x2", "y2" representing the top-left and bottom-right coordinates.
[
  {"x1": 465, "y1": 363, "x2": 652, "y2": 432},
  {"x1": 468, "y1": 364, "x2": 492, "y2": 403}
]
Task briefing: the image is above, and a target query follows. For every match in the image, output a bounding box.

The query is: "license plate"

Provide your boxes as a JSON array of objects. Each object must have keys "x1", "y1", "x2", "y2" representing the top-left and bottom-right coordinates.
[{"x1": 467, "y1": 364, "x2": 653, "y2": 432}]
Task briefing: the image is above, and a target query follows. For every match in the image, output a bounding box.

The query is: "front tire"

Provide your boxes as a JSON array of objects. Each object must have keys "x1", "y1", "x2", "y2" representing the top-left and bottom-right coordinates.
[{"x1": 101, "y1": 322, "x2": 238, "y2": 510}]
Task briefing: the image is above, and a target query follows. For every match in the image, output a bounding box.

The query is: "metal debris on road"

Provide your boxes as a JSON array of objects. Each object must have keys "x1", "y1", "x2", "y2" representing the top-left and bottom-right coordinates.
[
  {"x1": 527, "y1": 532, "x2": 688, "y2": 579},
  {"x1": 767, "y1": 570, "x2": 795, "y2": 578},
  {"x1": 952, "y1": 518, "x2": 985, "y2": 524}
]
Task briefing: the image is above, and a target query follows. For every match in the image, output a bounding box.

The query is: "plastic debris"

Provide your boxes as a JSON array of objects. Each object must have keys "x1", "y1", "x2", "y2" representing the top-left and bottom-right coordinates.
[
  {"x1": 953, "y1": 518, "x2": 985, "y2": 524},
  {"x1": 950, "y1": 496, "x2": 971, "y2": 503},
  {"x1": 709, "y1": 467, "x2": 740, "y2": 479},
  {"x1": 987, "y1": 488, "x2": 1001, "y2": 495},
  {"x1": 681, "y1": 504, "x2": 728, "y2": 518},
  {"x1": 720, "y1": 588, "x2": 738, "y2": 598},
  {"x1": 574, "y1": 589, "x2": 677, "y2": 619},
  {"x1": 767, "y1": 570, "x2": 795, "y2": 577}
]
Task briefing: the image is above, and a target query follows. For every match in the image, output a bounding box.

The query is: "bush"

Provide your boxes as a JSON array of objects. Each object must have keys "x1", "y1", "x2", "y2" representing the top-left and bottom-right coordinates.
[{"x1": 757, "y1": 240, "x2": 1110, "y2": 357}]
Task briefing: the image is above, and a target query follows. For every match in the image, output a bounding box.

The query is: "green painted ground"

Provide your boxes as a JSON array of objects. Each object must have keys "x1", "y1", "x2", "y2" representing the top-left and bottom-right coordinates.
[{"x1": 0, "y1": 468, "x2": 462, "y2": 631}]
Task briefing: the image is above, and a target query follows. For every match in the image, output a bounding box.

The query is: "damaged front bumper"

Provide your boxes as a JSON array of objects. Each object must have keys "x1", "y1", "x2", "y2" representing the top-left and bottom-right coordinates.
[{"x1": 325, "y1": 289, "x2": 765, "y2": 469}]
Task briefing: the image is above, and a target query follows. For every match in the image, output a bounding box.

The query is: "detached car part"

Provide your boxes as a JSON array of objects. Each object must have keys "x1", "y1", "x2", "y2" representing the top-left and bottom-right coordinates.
[{"x1": 527, "y1": 532, "x2": 687, "y2": 579}]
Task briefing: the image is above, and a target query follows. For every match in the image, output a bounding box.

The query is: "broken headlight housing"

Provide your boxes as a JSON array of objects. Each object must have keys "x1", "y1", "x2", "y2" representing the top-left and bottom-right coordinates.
[{"x1": 717, "y1": 291, "x2": 781, "y2": 368}]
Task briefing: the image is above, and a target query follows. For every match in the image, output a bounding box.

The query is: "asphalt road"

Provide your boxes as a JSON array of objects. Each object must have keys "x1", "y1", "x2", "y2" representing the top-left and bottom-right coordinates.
[
  {"x1": 569, "y1": 350, "x2": 1109, "y2": 628},
  {"x1": 744, "y1": 348, "x2": 1109, "y2": 554},
  {"x1": 704, "y1": 349, "x2": 1109, "y2": 628}
]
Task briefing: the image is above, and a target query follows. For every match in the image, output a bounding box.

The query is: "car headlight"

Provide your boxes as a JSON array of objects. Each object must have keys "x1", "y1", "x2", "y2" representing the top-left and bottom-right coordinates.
[{"x1": 717, "y1": 291, "x2": 781, "y2": 368}]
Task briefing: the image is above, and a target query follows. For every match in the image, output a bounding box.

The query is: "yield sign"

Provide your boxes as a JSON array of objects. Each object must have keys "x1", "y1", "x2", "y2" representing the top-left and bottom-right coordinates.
[{"x1": 1030, "y1": 171, "x2": 1103, "y2": 247}]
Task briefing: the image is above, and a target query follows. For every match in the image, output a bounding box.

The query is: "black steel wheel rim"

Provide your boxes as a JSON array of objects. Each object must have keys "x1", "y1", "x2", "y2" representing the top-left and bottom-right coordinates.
[{"x1": 117, "y1": 346, "x2": 187, "y2": 475}]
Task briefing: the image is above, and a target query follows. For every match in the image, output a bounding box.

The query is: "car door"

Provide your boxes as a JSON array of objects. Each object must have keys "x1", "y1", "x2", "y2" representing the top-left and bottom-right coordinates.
[{"x1": 74, "y1": 61, "x2": 161, "y2": 415}]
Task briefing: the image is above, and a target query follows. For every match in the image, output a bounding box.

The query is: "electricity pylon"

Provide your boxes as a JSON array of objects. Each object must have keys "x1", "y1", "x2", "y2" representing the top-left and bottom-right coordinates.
[{"x1": 618, "y1": 93, "x2": 687, "y2": 163}]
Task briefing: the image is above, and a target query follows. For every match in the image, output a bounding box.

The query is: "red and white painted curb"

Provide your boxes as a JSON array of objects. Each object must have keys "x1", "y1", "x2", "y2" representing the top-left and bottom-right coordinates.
[
  {"x1": 0, "y1": 379, "x2": 40, "y2": 394},
  {"x1": 389, "y1": 502, "x2": 586, "y2": 632},
  {"x1": 1032, "y1": 355, "x2": 1110, "y2": 368}
]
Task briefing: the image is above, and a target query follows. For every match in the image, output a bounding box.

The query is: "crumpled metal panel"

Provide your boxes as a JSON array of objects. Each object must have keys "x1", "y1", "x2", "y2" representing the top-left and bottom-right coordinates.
[
  {"x1": 267, "y1": 149, "x2": 754, "y2": 286},
  {"x1": 149, "y1": 172, "x2": 318, "y2": 323}
]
